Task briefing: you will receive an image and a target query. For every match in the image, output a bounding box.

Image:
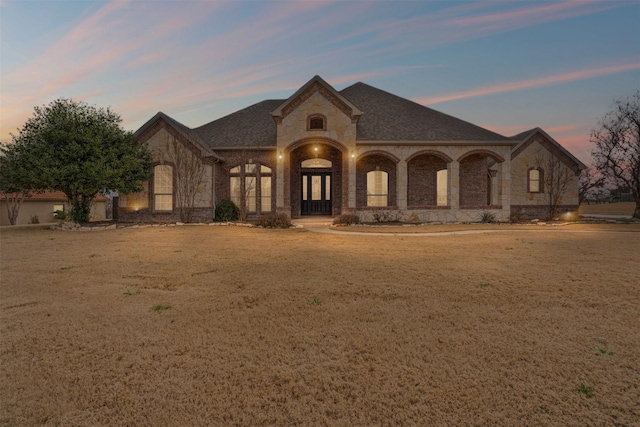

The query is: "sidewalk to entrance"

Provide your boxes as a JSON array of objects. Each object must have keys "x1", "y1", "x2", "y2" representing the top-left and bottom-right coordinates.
[{"x1": 291, "y1": 216, "x2": 334, "y2": 227}]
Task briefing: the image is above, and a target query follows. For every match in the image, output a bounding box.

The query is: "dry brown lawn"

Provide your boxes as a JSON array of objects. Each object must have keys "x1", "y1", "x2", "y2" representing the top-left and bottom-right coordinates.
[
  {"x1": 1, "y1": 224, "x2": 639, "y2": 426},
  {"x1": 580, "y1": 201, "x2": 636, "y2": 216}
]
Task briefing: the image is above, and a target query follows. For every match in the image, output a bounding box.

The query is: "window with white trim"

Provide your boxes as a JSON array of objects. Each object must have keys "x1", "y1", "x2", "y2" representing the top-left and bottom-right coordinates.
[
  {"x1": 367, "y1": 170, "x2": 388, "y2": 206},
  {"x1": 528, "y1": 168, "x2": 542, "y2": 193},
  {"x1": 153, "y1": 164, "x2": 173, "y2": 211}
]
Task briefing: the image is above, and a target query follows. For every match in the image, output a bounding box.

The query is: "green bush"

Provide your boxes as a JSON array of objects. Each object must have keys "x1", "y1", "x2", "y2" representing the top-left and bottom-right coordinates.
[
  {"x1": 255, "y1": 213, "x2": 292, "y2": 228},
  {"x1": 53, "y1": 210, "x2": 67, "y2": 220},
  {"x1": 332, "y1": 214, "x2": 360, "y2": 225},
  {"x1": 215, "y1": 199, "x2": 239, "y2": 221}
]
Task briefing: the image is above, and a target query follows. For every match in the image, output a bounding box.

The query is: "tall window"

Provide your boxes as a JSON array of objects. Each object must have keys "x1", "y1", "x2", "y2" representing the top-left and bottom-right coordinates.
[
  {"x1": 528, "y1": 168, "x2": 542, "y2": 193},
  {"x1": 367, "y1": 170, "x2": 388, "y2": 206},
  {"x1": 229, "y1": 163, "x2": 272, "y2": 213},
  {"x1": 154, "y1": 164, "x2": 173, "y2": 211},
  {"x1": 437, "y1": 169, "x2": 448, "y2": 206}
]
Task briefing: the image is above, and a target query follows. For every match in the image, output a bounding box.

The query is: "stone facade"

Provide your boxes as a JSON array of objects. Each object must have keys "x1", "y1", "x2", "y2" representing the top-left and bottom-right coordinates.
[{"x1": 120, "y1": 76, "x2": 585, "y2": 223}]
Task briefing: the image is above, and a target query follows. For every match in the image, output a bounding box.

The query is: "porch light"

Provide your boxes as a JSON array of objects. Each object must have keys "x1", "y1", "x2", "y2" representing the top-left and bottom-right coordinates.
[
  {"x1": 314, "y1": 146, "x2": 318, "y2": 152},
  {"x1": 351, "y1": 152, "x2": 355, "y2": 159},
  {"x1": 278, "y1": 152, "x2": 283, "y2": 160}
]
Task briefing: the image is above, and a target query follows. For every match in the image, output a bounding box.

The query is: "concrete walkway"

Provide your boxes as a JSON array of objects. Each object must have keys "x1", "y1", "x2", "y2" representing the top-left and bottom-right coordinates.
[{"x1": 291, "y1": 217, "x2": 638, "y2": 237}]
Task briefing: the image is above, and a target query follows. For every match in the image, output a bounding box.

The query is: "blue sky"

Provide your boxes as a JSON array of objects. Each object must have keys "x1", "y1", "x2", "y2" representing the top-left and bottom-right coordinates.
[{"x1": 1, "y1": 0, "x2": 639, "y2": 164}]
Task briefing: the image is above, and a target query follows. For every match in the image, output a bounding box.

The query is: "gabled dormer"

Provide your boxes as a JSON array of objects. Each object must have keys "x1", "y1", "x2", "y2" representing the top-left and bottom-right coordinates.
[{"x1": 271, "y1": 75, "x2": 362, "y2": 125}]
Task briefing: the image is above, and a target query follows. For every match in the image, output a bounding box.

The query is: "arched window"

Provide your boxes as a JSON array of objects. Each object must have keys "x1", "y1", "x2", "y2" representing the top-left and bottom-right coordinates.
[
  {"x1": 153, "y1": 164, "x2": 173, "y2": 211},
  {"x1": 301, "y1": 158, "x2": 332, "y2": 168},
  {"x1": 307, "y1": 115, "x2": 326, "y2": 131},
  {"x1": 528, "y1": 168, "x2": 543, "y2": 193},
  {"x1": 367, "y1": 170, "x2": 388, "y2": 206},
  {"x1": 229, "y1": 163, "x2": 272, "y2": 213}
]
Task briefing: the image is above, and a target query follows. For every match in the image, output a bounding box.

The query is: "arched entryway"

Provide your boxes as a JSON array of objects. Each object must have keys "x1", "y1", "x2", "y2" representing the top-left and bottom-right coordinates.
[{"x1": 288, "y1": 141, "x2": 345, "y2": 217}]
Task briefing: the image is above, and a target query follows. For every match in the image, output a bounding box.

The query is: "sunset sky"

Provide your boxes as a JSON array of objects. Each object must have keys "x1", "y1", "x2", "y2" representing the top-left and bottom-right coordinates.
[{"x1": 1, "y1": 0, "x2": 639, "y2": 164}]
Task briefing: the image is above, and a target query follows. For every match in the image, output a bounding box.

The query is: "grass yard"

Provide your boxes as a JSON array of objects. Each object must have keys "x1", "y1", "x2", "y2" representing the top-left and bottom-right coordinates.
[
  {"x1": 1, "y1": 225, "x2": 639, "y2": 425},
  {"x1": 580, "y1": 201, "x2": 636, "y2": 216}
]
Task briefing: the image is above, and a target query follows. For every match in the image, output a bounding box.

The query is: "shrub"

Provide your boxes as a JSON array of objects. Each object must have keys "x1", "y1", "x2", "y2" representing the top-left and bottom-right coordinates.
[
  {"x1": 53, "y1": 209, "x2": 67, "y2": 220},
  {"x1": 478, "y1": 210, "x2": 497, "y2": 223},
  {"x1": 255, "y1": 213, "x2": 292, "y2": 228},
  {"x1": 215, "y1": 199, "x2": 239, "y2": 221},
  {"x1": 333, "y1": 214, "x2": 360, "y2": 225},
  {"x1": 29, "y1": 214, "x2": 39, "y2": 224}
]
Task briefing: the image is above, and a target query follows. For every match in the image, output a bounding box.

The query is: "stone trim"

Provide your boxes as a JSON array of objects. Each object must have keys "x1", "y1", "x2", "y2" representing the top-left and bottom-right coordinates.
[
  {"x1": 307, "y1": 114, "x2": 327, "y2": 131},
  {"x1": 282, "y1": 81, "x2": 353, "y2": 120},
  {"x1": 407, "y1": 205, "x2": 450, "y2": 210},
  {"x1": 460, "y1": 205, "x2": 503, "y2": 209},
  {"x1": 285, "y1": 136, "x2": 348, "y2": 154},
  {"x1": 357, "y1": 150, "x2": 400, "y2": 163},
  {"x1": 457, "y1": 149, "x2": 505, "y2": 163},
  {"x1": 406, "y1": 150, "x2": 453, "y2": 163}
]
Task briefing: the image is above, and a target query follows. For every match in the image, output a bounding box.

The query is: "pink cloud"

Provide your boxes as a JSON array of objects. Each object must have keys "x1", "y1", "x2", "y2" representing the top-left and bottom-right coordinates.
[{"x1": 416, "y1": 62, "x2": 640, "y2": 105}]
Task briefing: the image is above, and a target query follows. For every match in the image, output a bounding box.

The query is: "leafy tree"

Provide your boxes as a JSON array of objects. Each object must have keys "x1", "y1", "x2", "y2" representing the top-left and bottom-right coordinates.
[
  {"x1": 11, "y1": 98, "x2": 153, "y2": 223},
  {"x1": 0, "y1": 141, "x2": 34, "y2": 225},
  {"x1": 591, "y1": 91, "x2": 640, "y2": 218}
]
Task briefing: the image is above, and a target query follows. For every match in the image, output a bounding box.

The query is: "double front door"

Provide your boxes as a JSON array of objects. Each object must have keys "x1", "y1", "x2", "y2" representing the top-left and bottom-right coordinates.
[{"x1": 301, "y1": 173, "x2": 332, "y2": 215}]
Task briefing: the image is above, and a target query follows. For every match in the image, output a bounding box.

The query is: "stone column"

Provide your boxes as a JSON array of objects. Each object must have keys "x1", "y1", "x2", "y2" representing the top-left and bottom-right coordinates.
[
  {"x1": 499, "y1": 160, "x2": 511, "y2": 220},
  {"x1": 397, "y1": 159, "x2": 407, "y2": 210},
  {"x1": 276, "y1": 151, "x2": 285, "y2": 208},
  {"x1": 347, "y1": 153, "x2": 356, "y2": 209},
  {"x1": 448, "y1": 161, "x2": 460, "y2": 209}
]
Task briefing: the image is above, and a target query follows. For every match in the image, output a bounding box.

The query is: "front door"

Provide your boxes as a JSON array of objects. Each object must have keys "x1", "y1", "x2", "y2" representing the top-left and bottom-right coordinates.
[{"x1": 301, "y1": 173, "x2": 332, "y2": 215}]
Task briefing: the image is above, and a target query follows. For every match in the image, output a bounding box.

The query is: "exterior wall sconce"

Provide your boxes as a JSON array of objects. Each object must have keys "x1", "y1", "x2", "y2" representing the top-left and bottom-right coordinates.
[
  {"x1": 351, "y1": 152, "x2": 355, "y2": 159},
  {"x1": 278, "y1": 152, "x2": 283, "y2": 160},
  {"x1": 314, "y1": 146, "x2": 319, "y2": 152}
]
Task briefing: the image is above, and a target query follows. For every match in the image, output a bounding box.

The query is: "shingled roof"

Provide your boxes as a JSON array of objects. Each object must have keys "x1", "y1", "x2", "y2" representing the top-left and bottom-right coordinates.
[
  {"x1": 146, "y1": 78, "x2": 515, "y2": 149},
  {"x1": 194, "y1": 100, "x2": 283, "y2": 149},
  {"x1": 340, "y1": 82, "x2": 511, "y2": 142}
]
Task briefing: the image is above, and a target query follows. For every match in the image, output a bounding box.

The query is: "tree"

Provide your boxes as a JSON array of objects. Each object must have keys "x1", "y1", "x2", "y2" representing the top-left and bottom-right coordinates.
[
  {"x1": 535, "y1": 150, "x2": 575, "y2": 219},
  {"x1": 11, "y1": 98, "x2": 153, "y2": 223},
  {"x1": 0, "y1": 141, "x2": 34, "y2": 225},
  {"x1": 591, "y1": 91, "x2": 640, "y2": 219},
  {"x1": 161, "y1": 134, "x2": 208, "y2": 223},
  {"x1": 578, "y1": 166, "x2": 605, "y2": 204}
]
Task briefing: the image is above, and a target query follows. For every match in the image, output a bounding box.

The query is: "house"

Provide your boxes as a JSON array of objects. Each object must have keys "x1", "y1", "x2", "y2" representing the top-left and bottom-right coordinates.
[
  {"x1": 118, "y1": 75, "x2": 586, "y2": 223},
  {"x1": 1, "y1": 191, "x2": 108, "y2": 226}
]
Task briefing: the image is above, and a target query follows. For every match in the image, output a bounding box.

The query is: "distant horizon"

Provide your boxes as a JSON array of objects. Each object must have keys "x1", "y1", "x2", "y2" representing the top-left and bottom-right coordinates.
[{"x1": 2, "y1": 0, "x2": 639, "y2": 165}]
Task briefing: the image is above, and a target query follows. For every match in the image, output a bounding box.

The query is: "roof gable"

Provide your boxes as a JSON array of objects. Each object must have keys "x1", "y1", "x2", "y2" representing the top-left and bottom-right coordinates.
[
  {"x1": 271, "y1": 75, "x2": 362, "y2": 124},
  {"x1": 511, "y1": 127, "x2": 586, "y2": 173},
  {"x1": 134, "y1": 112, "x2": 222, "y2": 161}
]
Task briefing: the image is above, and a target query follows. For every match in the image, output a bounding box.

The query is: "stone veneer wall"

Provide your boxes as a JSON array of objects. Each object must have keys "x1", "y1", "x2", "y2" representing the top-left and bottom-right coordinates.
[
  {"x1": 118, "y1": 207, "x2": 214, "y2": 223},
  {"x1": 510, "y1": 139, "x2": 580, "y2": 207},
  {"x1": 276, "y1": 90, "x2": 358, "y2": 212},
  {"x1": 356, "y1": 207, "x2": 503, "y2": 223}
]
